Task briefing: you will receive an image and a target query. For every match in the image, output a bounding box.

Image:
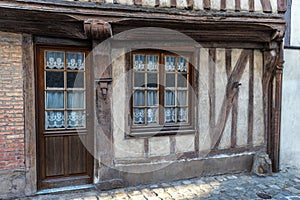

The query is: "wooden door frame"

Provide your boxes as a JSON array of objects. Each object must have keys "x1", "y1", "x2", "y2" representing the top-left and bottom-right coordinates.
[{"x1": 23, "y1": 35, "x2": 94, "y2": 194}]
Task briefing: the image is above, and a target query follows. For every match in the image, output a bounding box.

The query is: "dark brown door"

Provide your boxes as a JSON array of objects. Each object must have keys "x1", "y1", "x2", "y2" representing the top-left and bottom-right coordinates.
[{"x1": 36, "y1": 46, "x2": 94, "y2": 190}]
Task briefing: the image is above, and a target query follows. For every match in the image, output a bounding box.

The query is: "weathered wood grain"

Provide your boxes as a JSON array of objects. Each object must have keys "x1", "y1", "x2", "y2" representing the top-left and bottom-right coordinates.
[
  {"x1": 277, "y1": 0, "x2": 287, "y2": 12},
  {"x1": 249, "y1": 0, "x2": 254, "y2": 12},
  {"x1": 260, "y1": 0, "x2": 272, "y2": 13},
  {"x1": 204, "y1": 0, "x2": 211, "y2": 9},
  {"x1": 221, "y1": 0, "x2": 226, "y2": 10},
  {"x1": 23, "y1": 34, "x2": 37, "y2": 195},
  {"x1": 209, "y1": 48, "x2": 216, "y2": 145},
  {"x1": 235, "y1": 0, "x2": 241, "y2": 11},
  {"x1": 212, "y1": 49, "x2": 251, "y2": 149},
  {"x1": 247, "y1": 50, "x2": 254, "y2": 146}
]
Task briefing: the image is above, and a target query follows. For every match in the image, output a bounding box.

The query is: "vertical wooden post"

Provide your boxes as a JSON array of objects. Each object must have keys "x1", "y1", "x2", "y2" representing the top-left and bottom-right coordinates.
[
  {"x1": 272, "y1": 41, "x2": 284, "y2": 172},
  {"x1": 23, "y1": 34, "x2": 37, "y2": 195}
]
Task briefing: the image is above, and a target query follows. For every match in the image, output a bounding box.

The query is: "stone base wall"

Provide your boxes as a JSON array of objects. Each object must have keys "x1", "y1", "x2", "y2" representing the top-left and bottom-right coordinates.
[{"x1": 0, "y1": 169, "x2": 25, "y2": 199}]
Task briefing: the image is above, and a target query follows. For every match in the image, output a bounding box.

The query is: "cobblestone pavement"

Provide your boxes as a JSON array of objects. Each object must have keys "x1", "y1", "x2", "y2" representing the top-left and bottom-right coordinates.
[{"x1": 20, "y1": 168, "x2": 300, "y2": 200}]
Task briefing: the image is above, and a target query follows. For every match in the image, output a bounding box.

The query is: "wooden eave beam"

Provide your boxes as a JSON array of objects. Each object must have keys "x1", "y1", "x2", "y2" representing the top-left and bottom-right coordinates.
[{"x1": 0, "y1": 1, "x2": 286, "y2": 42}]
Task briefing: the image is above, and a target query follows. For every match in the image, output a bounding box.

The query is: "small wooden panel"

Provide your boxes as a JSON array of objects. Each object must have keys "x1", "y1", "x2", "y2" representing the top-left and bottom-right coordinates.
[
  {"x1": 204, "y1": 0, "x2": 211, "y2": 9},
  {"x1": 69, "y1": 136, "x2": 87, "y2": 174},
  {"x1": 45, "y1": 137, "x2": 64, "y2": 177},
  {"x1": 260, "y1": 0, "x2": 272, "y2": 13}
]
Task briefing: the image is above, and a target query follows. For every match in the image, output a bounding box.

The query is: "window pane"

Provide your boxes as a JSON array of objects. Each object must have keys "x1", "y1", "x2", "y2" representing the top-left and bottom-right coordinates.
[
  {"x1": 67, "y1": 111, "x2": 85, "y2": 128},
  {"x1": 46, "y1": 92, "x2": 64, "y2": 109},
  {"x1": 147, "y1": 55, "x2": 158, "y2": 71},
  {"x1": 165, "y1": 90, "x2": 175, "y2": 106},
  {"x1": 67, "y1": 72, "x2": 84, "y2": 88},
  {"x1": 133, "y1": 108, "x2": 145, "y2": 124},
  {"x1": 133, "y1": 54, "x2": 145, "y2": 71},
  {"x1": 177, "y1": 90, "x2": 187, "y2": 106},
  {"x1": 147, "y1": 108, "x2": 158, "y2": 124},
  {"x1": 46, "y1": 111, "x2": 65, "y2": 129},
  {"x1": 67, "y1": 92, "x2": 84, "y2": 108},
  {"x1": 134, "y1": 72, "x2": 145, "y2": 87},
  {"x1": 46, "y1": 72, "x2": 64, "y2": 88},
  {"x1": 178, "y1": 57, "x2": 188, "y2": 72},
  {"x1": 165, "y1": 108, "x2": 175, "y2": 123},
  {"x1": 165, "y1": 56, "x2": 176, "y2": 72},
  {"x1": 46, "y1": 51, "x2": 64, "y2": 69},
  {"x1": 177, "y1": 108, "x2": 187, "y2": 122},
  {"x1": 147, "y1": 91, "x2": 158, "y2": 106},
  {"x1": 133, "y1": 90, "x2": 145, "y2": 106},
  {"x1": 177, "y1": 74, "x2": 187, "y2": 88},
  {"x1": 147, "y1": 73, "x2": 158, "y2": 88},
  {"x1": 166, "y1": 74, "x2": 175, "y2": 87},
  {"x1": 66, "y1": 52, "x2": 85, "y2": 70}
]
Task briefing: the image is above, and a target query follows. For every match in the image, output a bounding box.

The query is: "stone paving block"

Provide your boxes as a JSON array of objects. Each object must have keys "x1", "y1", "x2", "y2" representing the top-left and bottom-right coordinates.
[
  {"x1": 226, "y1": 175, "x2": 238, "y2": 180},
  {"x1": 156, "y1": 192, "x2": 172, "y2": 200},
  {"x1": 182, "y1": 180, "x2": 192, "y2": 185},
  {"x1": 128, "y1": 194, "x2": 147, "y2": 200},
  {"x1": 83, "y1": 196, "x2": 98, "y2": 200},
  {"x1": 167, "y1": 192, "x2": 184, "y2": 199},
  {"x1": 209, "y1": 181, "x2": 221, "y2": 189},
  {"x1": 149, "y1": 184, "x2": 160, "y2": 189},
  {"x1": 290, "y1": 197, "x2": 300, "y2": 200},
  {"x1": 161, "y1": 183, "x2": 171, "y2": 187},
  {"x1": 127, "y1": 190, "x2": 142, "y2": 196},
  {"x1": 269, "y1": 184, "x2": 281, "y2": 190},
  {"x1": 151, "y1": 188, "x2": 165, "y2": 195},
  {"x1": 141, "y1": 189, "x2": 158, "y2": 199},
  {"x1": 286, "y1": 187, "x2": 300, "y2": 194},
  {"x1": 195, "y1": 179, "x2": 205, "y2": 184},
  {"x1": 113, "y1": 192, "x2": 129, "y2": 200},
  {"x1": 294, "y1": 179, "x2": 300, "y2": 183},
  {"x1": 98, "y1": 196, "x2": 114, "y2": 200}
]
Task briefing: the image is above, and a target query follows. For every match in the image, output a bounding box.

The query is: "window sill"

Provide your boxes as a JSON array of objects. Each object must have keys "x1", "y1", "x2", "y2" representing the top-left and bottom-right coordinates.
[{"x1": 127, "y1": 129, "x2": 195, "y2": 138}]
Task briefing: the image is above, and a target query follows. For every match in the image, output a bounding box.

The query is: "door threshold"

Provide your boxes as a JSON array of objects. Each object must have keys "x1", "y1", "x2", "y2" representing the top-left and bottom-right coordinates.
[{"x1": 36, "y1": 184, "x2": 94, "y2": 195}]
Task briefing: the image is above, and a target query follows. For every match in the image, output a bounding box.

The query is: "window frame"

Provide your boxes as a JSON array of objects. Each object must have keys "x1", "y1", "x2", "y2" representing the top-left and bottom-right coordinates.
[{"x1": 127, "y1": 49, "x2": 196, "y2": 137}]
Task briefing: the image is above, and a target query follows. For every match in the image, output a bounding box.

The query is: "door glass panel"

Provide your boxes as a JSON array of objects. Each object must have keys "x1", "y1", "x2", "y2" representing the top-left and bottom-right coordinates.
[
  {"x1": 46, "y1": 72, "x2": 64, "y2": 88},
  {"x1": 67, "y1": 72, "x2": 84, "y2": 88},
  {"x1": 45, "y1": 51, "x2": 64, "y2": 70},
  {"x1": 44, "y1": 49, "x2": 87, "y2": 130},
  {"x1": 67, "y1": 111, "x2": 85, "y2": 128},
  {"x1": 67, "y1": 92, "x2": 84, "y2": 109},
  {"x1": 66, "y1": 52, "x2": 85, "y2": 70},
  {"x1": 46, "y1": 92, "x2": 64, "y2": 109},
  {"x1": 46, "y1": 111, "x2": 65, "y2": 129}
]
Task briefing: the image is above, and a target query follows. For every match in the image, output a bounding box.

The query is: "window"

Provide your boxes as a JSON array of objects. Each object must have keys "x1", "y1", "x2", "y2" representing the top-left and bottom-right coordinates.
[
  {"x1": 44, "y1": 50, "x2": 87, "y2": 130},
  {"x1": 130, "y1": 51, "x2": 194, "y2": 136}
]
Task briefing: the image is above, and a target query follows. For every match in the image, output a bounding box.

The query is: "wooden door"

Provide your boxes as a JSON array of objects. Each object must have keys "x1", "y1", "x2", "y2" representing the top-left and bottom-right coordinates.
[{"x1": 36, "y1": 46, "x2": 94, "y2": 190}]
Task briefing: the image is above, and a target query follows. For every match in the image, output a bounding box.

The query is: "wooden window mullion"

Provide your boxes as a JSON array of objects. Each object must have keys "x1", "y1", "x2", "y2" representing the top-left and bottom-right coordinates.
[{"x1": 159, "y1": 54, "x2": 165, "y2": 125}]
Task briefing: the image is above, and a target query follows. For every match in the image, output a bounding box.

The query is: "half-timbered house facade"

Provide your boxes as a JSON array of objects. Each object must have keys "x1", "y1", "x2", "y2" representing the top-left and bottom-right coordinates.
[{"x1": 0, "y1": 0, "x2": 286, "y2": 198}]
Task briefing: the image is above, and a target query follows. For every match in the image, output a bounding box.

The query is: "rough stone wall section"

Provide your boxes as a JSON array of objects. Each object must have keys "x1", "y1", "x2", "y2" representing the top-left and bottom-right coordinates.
[{"x1": 0, "y1": 31, "x2": 25, "y2": 170}]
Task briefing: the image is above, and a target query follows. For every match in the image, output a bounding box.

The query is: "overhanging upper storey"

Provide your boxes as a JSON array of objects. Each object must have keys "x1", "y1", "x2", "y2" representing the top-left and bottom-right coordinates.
[{"x1": 0, "y1": 0, "x2": 286, "y2": 43}]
